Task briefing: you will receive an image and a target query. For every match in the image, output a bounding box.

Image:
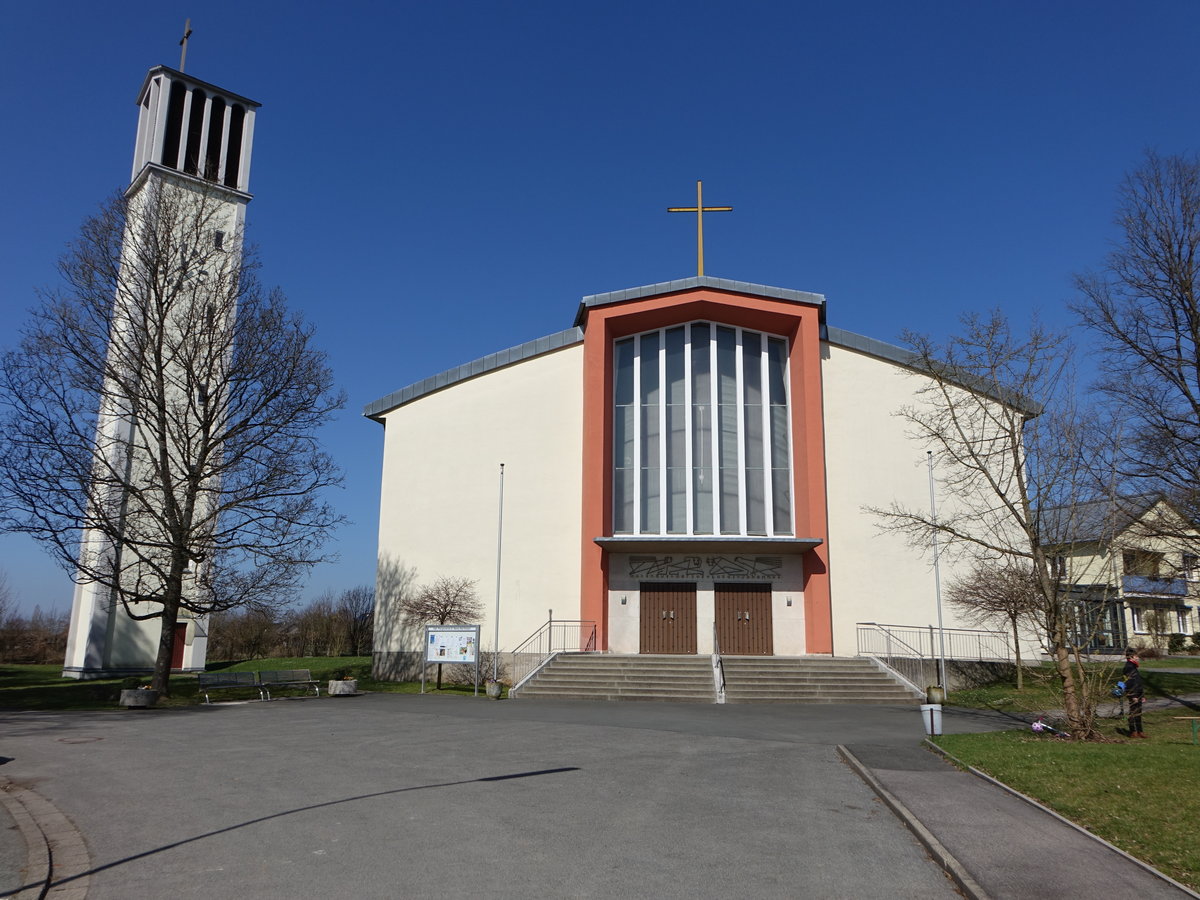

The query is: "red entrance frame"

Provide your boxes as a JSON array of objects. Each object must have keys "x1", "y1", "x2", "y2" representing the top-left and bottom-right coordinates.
[{"x1": 577, "y1": 287, "x2": 832, "y2": 653}]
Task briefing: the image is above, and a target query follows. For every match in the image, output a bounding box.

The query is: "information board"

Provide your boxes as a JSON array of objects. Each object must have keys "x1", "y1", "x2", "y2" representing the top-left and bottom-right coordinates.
[
  {"x1": 422, "y1": 624, "x2": 482, "y2": 695},
  {"x1": 424, "y1": 625, "x2": 480, "y2": 664}
]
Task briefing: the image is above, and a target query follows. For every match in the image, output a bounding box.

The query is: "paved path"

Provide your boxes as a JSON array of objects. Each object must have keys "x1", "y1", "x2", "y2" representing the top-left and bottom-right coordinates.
[{"x1": 0, "y1": 695, "x2": 1193, "y2": 899}]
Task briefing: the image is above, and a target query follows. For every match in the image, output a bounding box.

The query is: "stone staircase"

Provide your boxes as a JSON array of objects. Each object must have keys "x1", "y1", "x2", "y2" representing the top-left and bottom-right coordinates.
[
  {"x1": 512, "y1": 653, "x2": 920, "y2": 704},
  {"x1": 512, "y1": 654, "x2": 715, "y2": 702},
  {"x1": 721, "y1": 657, "x2": 921, "y2": 704}
]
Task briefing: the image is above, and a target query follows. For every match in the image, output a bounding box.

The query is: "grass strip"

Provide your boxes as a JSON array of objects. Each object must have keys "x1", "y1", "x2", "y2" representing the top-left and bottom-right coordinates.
[{"x1": 0, "y1": 658, "x2": 503, "y2": 710}]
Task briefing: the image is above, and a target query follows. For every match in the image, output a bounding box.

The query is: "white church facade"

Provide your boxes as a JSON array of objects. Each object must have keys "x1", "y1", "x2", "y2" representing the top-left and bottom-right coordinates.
[{"x1": 368, "y1": 276, "x2": 994, "y2": 677}]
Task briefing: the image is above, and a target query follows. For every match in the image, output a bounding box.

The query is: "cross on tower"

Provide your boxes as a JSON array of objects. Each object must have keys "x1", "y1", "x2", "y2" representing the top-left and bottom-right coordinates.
[
  {"x1": 668, "y1": 180, "x2": 732, "y2": 277},
  {"x1": 179, "y1": 19, "x2": 193, "y2": 72}
]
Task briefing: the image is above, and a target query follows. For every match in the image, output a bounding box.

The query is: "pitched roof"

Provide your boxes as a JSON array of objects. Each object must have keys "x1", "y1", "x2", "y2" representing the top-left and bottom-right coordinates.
[
  {"x1": 1038, "y1": 494, "x2": 1161, "y2": 545},
  {"x1": 363, "y1": 277, "x2": 1039, "y2": 420}
]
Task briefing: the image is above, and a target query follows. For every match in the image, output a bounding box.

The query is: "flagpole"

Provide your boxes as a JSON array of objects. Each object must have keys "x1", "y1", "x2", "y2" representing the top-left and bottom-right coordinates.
[
  {"x1": 927, "y1": 451, "x2": 947, "y2": 689},
  {"x1": 493, "y1": 463, "x2": 505, "y2": 682}
]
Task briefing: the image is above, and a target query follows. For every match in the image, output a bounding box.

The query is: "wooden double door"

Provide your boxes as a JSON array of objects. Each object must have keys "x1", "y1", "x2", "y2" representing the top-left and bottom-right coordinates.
[
  {"x1": 714, "y1": 583, "x2": 773, "y2": 655},
  {"x1": 639, "y1": 583, "x2": 697, "y2": 654},
  {"x1": 639, "y1": 582, "x2": 774, "y2": 655}
]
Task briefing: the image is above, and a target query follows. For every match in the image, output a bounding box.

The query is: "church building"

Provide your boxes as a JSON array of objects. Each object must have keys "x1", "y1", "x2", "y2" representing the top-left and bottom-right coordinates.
[{"x1": 368, "y1": 270, "x2": 989, "y2": 678}]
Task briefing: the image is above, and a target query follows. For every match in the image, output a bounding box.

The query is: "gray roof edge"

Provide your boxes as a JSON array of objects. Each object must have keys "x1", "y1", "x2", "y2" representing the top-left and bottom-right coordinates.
[
  {"x1": 363, "y1": 327, "x2": 584, "y2": 420},
  {"x1": 579, "y1": 276, "x2": 826, "y2": 312},
  {"x1": 137, "y1": 65, "x2": 262, "y2": 108},
  {"x1": 824, "y1": 326, "x2": 1042, "y2": 416},
  {"x1": 825, "y1": 326, "x2": 920, "y2": 369}
]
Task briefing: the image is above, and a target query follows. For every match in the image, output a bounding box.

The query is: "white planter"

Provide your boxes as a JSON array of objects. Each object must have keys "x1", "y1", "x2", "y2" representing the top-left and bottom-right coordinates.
[
  {"x1": 120, "y1": 689, "x2": 160, "y2": 708},
  {"x1": 328, "y1": 679, "x2": 358, "y2": 696}
]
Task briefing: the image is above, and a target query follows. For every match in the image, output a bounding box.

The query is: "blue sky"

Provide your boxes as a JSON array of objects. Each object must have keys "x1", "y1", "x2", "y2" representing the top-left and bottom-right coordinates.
[{"x1": 2, "y1": 1, "x2": 1198, "y2": 615}]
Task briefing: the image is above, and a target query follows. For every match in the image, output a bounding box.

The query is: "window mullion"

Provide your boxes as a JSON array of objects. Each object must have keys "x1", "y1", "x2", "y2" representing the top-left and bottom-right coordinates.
[
  {"x1": 683, "y1": 328, "x2": 694, "y2": 536},
  {"x1": 658, "y1": 330, "x2": 668, "y2": 535},
  {"x1": 760, "y1": 345, "x2": 773, "y2": 537},
  {"x1": 709, "y1": 330, "x2": 720, "y2": 535},
  {"x1": 631, "y1": 333, "x2": 641, "y2": 535},
  {"x1": 780, "y1": 339, "x2": 795, "y2": 535},
  {"x1": 735, "y1": 329, "x2": 746, "y2": 536}
]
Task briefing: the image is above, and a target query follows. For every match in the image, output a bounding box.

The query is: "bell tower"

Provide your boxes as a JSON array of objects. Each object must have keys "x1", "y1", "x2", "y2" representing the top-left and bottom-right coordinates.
[{"x1": 62, "y1": 64, "x2": 261, "y2": 679}]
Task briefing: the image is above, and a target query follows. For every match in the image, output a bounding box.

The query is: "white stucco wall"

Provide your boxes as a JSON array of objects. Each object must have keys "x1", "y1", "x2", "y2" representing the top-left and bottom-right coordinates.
[
  {"x1": 374, "y1": 343, "x2": 584, "y2": 659},
  {"x1": 821, "y1": 343, "x2": 987, "y2": 657}
]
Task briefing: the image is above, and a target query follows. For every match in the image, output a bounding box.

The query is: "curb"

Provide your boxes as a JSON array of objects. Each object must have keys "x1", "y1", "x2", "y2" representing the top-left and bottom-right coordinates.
[
  {"x1": 924, "y1": 740, "x2": 1200, "y2": 899},
  {"x1": 0, "y1": 777, "x2": 90, "y2": 900},
  {"x1": 837, "y1": 745, "x2": 990, "y2": 900}
]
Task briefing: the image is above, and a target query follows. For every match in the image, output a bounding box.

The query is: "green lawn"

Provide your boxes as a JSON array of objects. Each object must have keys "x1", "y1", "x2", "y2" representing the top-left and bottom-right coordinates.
[
  {"x1": 947, "y1": 661, "x2": 1200, "y2": 716},
  {"x1": 936, "y1": 710, "x2": 1200, "y2": 890},
  {"x1": 0, "y1": 657, "x2": 501, "y2": 709}
]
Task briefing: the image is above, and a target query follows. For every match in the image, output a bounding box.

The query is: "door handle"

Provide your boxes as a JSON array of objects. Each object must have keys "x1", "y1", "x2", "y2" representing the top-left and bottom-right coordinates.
[
  {"x1": 744, "y1": 611, "x2": 750, "y2": 621},
  {"x1": 662, "y1": 610, "x2": 667, "y2": 620},
  {"x1": 670, "y1": 610, "x2": 676, "y2": 620}
]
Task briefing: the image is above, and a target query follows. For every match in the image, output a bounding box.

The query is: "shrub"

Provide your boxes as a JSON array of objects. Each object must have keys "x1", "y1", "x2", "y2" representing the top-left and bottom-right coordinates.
[
  {"x1": 1169, "y1": 633, "x2": 1187, "y2": 654},
  {"x1": 1192, "y1": 631, "x2": 1200, "y2": 650}
]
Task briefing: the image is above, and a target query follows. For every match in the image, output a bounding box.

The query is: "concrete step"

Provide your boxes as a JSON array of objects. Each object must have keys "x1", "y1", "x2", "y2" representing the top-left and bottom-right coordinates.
[{"x1": 515, "y1": 653, "x2": 919, "y2": 704}]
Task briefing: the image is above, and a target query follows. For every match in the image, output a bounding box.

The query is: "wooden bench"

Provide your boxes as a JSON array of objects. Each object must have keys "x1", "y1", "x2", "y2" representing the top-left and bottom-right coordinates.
[
  {"x1": 258, "y1": 669, "x2": 321, "y2": 700},
  {"x1": 197, "y1": 671, "x2": 265, "y2": 703}
]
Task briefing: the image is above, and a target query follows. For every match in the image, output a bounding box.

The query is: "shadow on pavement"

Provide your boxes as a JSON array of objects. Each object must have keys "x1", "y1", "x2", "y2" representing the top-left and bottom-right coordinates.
[{"x1": 47, "y1": 766, "x2": 581, "y2": 891}]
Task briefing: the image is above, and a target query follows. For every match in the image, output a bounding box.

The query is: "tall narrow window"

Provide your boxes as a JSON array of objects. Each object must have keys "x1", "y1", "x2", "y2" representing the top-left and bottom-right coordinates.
[
  {"x1": 767, "y1": 338, "x2": 791, "y2": 535},
  {"x1": 665, "y1": 327, "x2": 687, "y2": 533},
  {"x1": 639, "y1": 332, "x2": 661, "y2": 532},
  {"x1": 742, "y1": 331, "x2": 765, "y2": 534},
  {"x1": 716, "y1": 327, "x2": 739, "y2": 534},
  {"x1": 691, "y1": 324, "x2": 713, "y2": 534},
  {"x1": 613, "y1": 339, "x2": 635, "y2": 533}
]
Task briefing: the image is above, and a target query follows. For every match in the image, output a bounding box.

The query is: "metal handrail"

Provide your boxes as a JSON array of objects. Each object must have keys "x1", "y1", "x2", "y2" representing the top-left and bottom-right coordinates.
[
  {"x1": 856, "y1": 621, "x2": 1010, "y2": 661},
  {"x1": 711, "y1": 624, "x2": 726, "y2": 704},
  {"x1": 855, "y1": 621, "x2": 1010, "y2": 691},
  {"x1": 509, "y1": 614, "x2": 598, "y2": 695}
]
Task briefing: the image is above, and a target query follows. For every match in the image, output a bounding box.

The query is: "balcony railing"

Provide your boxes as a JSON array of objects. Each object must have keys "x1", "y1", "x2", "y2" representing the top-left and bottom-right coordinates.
[{"x1": 1121, "y1": 575, "x2": 1189, "y2": 597}]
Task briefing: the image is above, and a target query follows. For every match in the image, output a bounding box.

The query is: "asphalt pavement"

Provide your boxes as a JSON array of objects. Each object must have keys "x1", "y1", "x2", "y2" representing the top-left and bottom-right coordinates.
[{"x1": 0, "y1": 694, "x2": 1194, "y2": 899}]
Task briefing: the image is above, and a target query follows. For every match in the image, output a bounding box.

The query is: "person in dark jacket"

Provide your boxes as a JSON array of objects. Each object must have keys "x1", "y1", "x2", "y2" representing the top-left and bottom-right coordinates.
[{"x1": 1124, "y1": 648, "x2": 1146, "y2": 739}]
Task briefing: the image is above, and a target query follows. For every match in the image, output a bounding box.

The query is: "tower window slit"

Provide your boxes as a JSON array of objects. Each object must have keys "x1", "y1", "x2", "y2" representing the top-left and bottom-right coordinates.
[
  {"x1": 204, "y1": 97, "x2": 226, "y2": 181},
  {"x1": 224, "y1": 105, "x2": 245, "y2": 189},
  {"x1": 183, "y1": 89, "x2": 206, "y2": 176},
  {"x1": 161, "y1": 81, "x2": 187, "y2": 170}
]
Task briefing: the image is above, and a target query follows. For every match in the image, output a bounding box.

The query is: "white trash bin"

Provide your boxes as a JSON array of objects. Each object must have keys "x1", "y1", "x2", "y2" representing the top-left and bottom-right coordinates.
[{"x1": 920, "y1": 703, "x2": 943, "y2": 736}]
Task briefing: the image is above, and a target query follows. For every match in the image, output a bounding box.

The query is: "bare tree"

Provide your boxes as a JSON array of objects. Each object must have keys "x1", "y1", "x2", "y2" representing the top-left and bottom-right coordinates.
[
  {"x1": 0, "y1": 570, "x2": 11, "y2": 629},
  {"x1": 945, "y1": 562, "x2": 1040, "y2": 690},
  {"x1": 207, "y1": 607, "x2": 282, "y2": 661},
  {"x1": 335, "y1": 585, "x2": 375, "y2": 656},
  {"x1": 1074, "y1": 150, "x2": 1200, "y2": 536},
  {"x1": 400, "y1": 576, "x2": 482, "y2": 688},
  {"x1": 1143, "y1": 608, "x2": 1173, "y2": 653},
  {"x1": 0, "y1": 181, "x2": 345, "y2": 693},
  {"x1": 870, "y1": 311, "x2": 1112, "y2": 738}
]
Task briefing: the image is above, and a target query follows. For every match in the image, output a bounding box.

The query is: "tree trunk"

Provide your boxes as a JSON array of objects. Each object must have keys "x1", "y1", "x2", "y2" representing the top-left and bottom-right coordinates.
[
  {"x1": 151, "y1": 601, "x2": 181, "y2": 695},
  {"x1": 1050, "y1": 618, "x2": 1089, "y2": 738},
  {"x1": 1010, "y1": 617, "x2": 1023, "y2": 690}
]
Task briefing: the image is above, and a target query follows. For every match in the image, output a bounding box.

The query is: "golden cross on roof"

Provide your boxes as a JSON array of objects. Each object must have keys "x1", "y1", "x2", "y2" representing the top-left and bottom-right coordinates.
[{"x1": 668, "y1": 180, "x2": 732, "y2": 277}]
